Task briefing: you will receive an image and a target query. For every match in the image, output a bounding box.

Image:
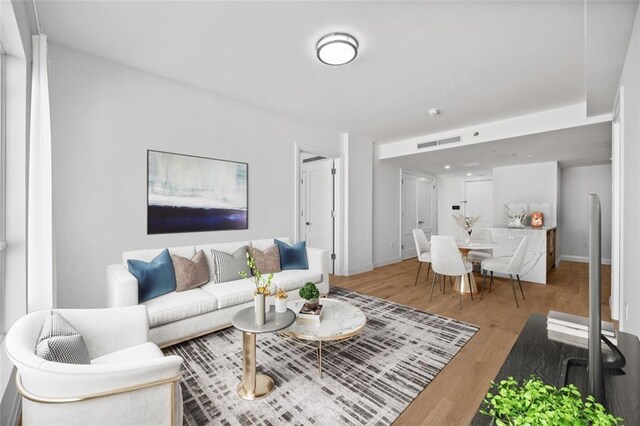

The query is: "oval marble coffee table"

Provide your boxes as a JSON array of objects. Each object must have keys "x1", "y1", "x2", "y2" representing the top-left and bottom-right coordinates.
[
  {"x1": 280, "y1": 299, "x2": 366, "y2": 378},
  {"x1": 232, "y1": 308, "x2": 296, "y2": 400}
]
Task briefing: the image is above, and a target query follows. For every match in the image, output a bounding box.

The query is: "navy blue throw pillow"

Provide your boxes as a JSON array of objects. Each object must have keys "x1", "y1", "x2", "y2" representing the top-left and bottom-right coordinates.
[
  {"x1": 274, "y1": 239, "x2": 309, "y2": 270},
  {"x1": 127, "y1": 249, "x2": 177, "y2": 303}
]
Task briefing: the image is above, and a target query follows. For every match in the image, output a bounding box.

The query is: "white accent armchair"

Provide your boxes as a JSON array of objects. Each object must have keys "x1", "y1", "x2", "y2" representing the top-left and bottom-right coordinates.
[{"x1": 5, "y1": 306, "x2": 183, "y2": 426}]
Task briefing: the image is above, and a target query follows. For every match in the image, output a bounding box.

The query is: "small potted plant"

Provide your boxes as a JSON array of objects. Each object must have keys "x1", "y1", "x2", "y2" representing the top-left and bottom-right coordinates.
[
  {"x1": 275, "y1": 287, "x2": 288, "y2": 313},
  {"x1": 480, "y1": 375, "x2": 622, "y2": 425},
  {"x1": 299, "y1": 282, "x2": 320, "y2": 308}
]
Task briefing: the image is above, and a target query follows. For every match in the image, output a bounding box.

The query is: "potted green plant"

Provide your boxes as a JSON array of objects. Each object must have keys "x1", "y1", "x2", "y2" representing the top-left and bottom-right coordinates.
[
  {"x1": 480, "y1": 376, "x2": 622, "y2": 425},
  {"x1": 299, "y1": 282, "x2": 320, "y2": 308}
]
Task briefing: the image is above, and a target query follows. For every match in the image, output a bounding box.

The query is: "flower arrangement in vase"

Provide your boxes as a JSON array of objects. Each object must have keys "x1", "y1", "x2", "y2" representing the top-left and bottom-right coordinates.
[
  {"x1": 239, "y1": 253, "x2": 273, "y2": 325},
  {"x1": 504, "y1": 204, "x2": 527, "y2": 228},
  {"x1": 452, "y1": 213, "x2": 481, "y2": 242}
]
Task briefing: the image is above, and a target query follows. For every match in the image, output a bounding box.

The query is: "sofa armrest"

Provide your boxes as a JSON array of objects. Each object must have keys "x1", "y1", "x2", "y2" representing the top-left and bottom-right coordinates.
[
  {"x1": 306, "y1": 247, "x2": 329, "y2": 295},
  {"x1": 107, "y1": 264, "x2": 139, "y2": 307}
]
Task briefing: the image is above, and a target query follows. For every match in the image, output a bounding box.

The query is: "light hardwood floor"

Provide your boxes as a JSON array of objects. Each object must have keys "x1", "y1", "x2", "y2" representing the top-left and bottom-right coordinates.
[{"x1": 330, "y1": 260, "x2": 613, "y2": 425}]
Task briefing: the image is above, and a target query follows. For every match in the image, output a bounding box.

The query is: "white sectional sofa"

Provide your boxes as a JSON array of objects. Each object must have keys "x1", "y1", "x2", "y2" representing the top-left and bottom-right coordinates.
[{"x1": 106, "y1": 238, "x2": 329, "y2": 347}]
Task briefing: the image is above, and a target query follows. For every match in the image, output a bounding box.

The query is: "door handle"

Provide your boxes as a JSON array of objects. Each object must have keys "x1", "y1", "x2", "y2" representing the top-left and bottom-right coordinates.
[
  {"x1": 305, "y1": 222, "x2": 311, "y2": 226},
  {"x1": 417, "y1": 221, "x2": 425, "y2": 225}
]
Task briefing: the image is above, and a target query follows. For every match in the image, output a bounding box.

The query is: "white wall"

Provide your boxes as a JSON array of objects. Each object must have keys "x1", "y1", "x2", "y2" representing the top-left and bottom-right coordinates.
[
  {"x1": 492, "y1": 161, "x2": 559, "y2": 226},
  {"x1": 560, "y1": 165, "x2": 612, "y2": 262},
  {"x1": 372, "y1": 147, "x2": 401, "y2": 267},
  {"x1": 344, "y1": 134, "x2": 373, "y2": 274},
  {"x1": 617, "y1": 4, "x2": 640, "y2": 337},
  {"x1": 48, "y1": 44, "x2": 342, "y2": 308}
]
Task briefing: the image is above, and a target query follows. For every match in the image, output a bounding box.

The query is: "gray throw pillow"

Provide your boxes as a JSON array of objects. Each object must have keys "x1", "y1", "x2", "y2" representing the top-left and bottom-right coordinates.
[
  {"x1": 249, "y1": 244, "x2": 281, "y2": 274},
  {"x1": 35, "y1": 311, "x2": 91, "y2": 364},
  {"x1": 212, "y1": 246, "x2": 251, "y2": 283},
  {"x1": 172, "y1": 250, "x2": 210, "y2": 292}
]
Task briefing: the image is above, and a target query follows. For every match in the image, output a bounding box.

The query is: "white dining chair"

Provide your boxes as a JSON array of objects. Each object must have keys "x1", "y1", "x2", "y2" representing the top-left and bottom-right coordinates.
[
  {"x1": 430, "y1": 235, "x2": 474, "y2": 310},
  {"x1": 467, "y1": 228, "x2": 493, "y2": 264},
  {"x1": 480, "y1": 236, "x2": 530, "y2": 308},
  {"x1": 412, "y1": 229, "x2": 432, "y2": 286}
]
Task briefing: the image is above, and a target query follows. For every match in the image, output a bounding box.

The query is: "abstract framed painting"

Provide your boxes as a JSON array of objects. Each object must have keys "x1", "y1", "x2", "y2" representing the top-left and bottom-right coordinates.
[{"x1": 147, "y1": 150, "x2": 248, "y2": 234}]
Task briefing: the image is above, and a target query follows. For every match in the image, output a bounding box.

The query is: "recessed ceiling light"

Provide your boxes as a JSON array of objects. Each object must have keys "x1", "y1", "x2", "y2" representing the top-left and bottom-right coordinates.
[
  {"x1": 467, "y1": 172, "x2": 472, "y2": 176},
  {"x1": 316, "y1": 33, "x2": 358, "y2": 66},
  {"x1": 427, "y1": 108, "x2": 440, "y2": 116},
  {"x1": 444, "y1": 165, "x2": 451, "y2": 169}
]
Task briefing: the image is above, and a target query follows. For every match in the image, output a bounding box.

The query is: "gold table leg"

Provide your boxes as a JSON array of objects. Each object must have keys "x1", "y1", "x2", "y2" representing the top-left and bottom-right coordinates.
[{"x1": 236, "y1": 332, "x2": 274, "y2": 400}]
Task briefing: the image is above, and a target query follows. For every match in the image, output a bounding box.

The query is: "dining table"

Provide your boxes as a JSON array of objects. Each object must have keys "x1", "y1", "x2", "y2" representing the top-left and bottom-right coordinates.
[{"x1": 454, "y1": 239, "x2": 501, "y2": 295}]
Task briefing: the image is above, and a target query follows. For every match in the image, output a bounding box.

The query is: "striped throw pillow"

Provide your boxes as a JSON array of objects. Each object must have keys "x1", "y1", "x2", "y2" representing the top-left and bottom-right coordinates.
[{"x1": 212, "y1": 246, "x2": 252, "y2": 283}]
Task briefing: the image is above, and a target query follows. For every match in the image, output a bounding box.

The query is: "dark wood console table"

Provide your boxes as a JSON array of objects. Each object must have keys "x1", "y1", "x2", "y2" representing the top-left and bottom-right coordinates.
[{"x1": 471, "y1": 314, "x2": 640, "y2": 425}]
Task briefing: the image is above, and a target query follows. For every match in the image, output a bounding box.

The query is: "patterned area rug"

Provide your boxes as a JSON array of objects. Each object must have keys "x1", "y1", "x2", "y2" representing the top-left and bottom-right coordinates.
[{"x1": 164, "y1": 287, "x2": 478, "y2": 426}]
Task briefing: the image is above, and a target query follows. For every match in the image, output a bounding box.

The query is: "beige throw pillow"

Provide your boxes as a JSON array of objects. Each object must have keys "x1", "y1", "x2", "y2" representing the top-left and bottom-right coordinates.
[
  {"x1": 249, "y1": 244, "x2": 281, "y2": 274},
  {"x1": 171, "y1": 250, "x2": 209, "y2": 292}
]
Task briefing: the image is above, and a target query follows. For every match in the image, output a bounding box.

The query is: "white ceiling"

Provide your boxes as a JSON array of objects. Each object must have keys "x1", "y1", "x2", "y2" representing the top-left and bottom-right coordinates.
[
  {"x1": 387, "y1": 122, "x2": 612, "y2": 177},
  {"x1": 35, "y1": 1, "x2": 635, "y2": 144}
]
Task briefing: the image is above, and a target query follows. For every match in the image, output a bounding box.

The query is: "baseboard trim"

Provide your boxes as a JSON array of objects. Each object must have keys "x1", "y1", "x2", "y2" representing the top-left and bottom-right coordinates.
[
  {"x1": 560, "y1": 255, "x2": 611, "y2": 265},
  {"x1": 346, "y1": 263, "x2": 374, "y2": 276},
  {"x1": 373, "y1": 256, "x2": 402, "y2": 268}
]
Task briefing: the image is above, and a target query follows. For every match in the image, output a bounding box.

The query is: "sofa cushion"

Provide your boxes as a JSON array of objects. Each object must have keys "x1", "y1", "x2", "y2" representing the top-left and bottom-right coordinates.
[
  {"x1": 270, "y1": 270, "x2": 323, "y2": 292},
  {"x1": 92, "y1": 342, "x2": 163, "y2": 364},
  {"x1": 172, "y1": 250, "x2": 209, "y2": 292},
  {"x1": 142, "y1": 288, "x2": 218, "y2": 328},
  {"x1": 275, "y1": 239, "x2": 309, "y2": 270},
  {"x1": 128, "y1": 249, "x2": 177, "y2": 303},
  {"x1": 200, "y1": 279, "x2": 256, "y2": 309},
  {"x1": 195, "y1": 241, "x2": 250, "y2": 281}
]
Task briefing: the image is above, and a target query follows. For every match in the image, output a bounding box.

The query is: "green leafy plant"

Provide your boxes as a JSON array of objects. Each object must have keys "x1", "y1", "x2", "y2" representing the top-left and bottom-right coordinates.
[
  {"x1": 239, "y1": 253, "x2": 273, "y2": 295},
  {"x1": 480, "y1": 376, "x2": 622, "y2": 426},
  {"x1": 299, "y1": 282, "x2": 320, "y2": 300}
]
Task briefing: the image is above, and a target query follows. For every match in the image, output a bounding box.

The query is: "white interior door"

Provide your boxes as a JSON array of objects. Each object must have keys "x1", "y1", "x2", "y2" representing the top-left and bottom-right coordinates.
[
  {"x1": 464, "y1": 180, "x2": 493, "y2": 229},
  {"x1": 402, "y1": 174, "x2": 435, "y2": 259},
  {"x1": 402, "y1": 176, "x2": 418, "y2": 259},
  {"x1": 301, "y1": 158, "x2": 334, "y2": 272},
  {"x1": 417, "y1": 179, "x2": 434, "y2": 239}
]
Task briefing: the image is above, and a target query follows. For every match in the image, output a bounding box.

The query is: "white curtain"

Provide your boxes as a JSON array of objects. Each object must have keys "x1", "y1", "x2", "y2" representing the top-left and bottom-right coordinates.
[{"x1": 27, "y1": 34, "x2": 55, "y2": 312}]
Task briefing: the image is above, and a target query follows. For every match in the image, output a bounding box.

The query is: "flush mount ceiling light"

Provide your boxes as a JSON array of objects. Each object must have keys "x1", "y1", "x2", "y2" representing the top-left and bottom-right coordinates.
[
  {"x1": 316, "y1": 32, "x2": 358, "y2": 66},
  {"x1": 444, "y1": 165, "x2": 451, "y2": 169},
  {"x1": 427, "y1": 108, "x2": 440, "y2": 116}
]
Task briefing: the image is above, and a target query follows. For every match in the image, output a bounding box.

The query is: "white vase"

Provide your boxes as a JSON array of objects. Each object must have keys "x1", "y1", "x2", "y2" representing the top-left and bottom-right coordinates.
[
  {"x1": 275, "y1": 298, "x2": 288, "y2": 313},
  {"x1": 254, "y1": 293, "x2": 265, "y2": 325},
  {"x1": 265, "y1": 296, "x2": 272, "y2": 313}
]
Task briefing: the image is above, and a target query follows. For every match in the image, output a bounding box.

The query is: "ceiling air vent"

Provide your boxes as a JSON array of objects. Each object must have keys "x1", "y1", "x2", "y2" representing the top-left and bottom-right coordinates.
[
  {"x1": 417, "y1": 140, "x2": 437, "y2": 149},
  {"x1": 417, "y1": 136, "x2": 462, "y2": 150},
  {"x1": 438, "y1": 136, "x2": 461, "y2": 145}
]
